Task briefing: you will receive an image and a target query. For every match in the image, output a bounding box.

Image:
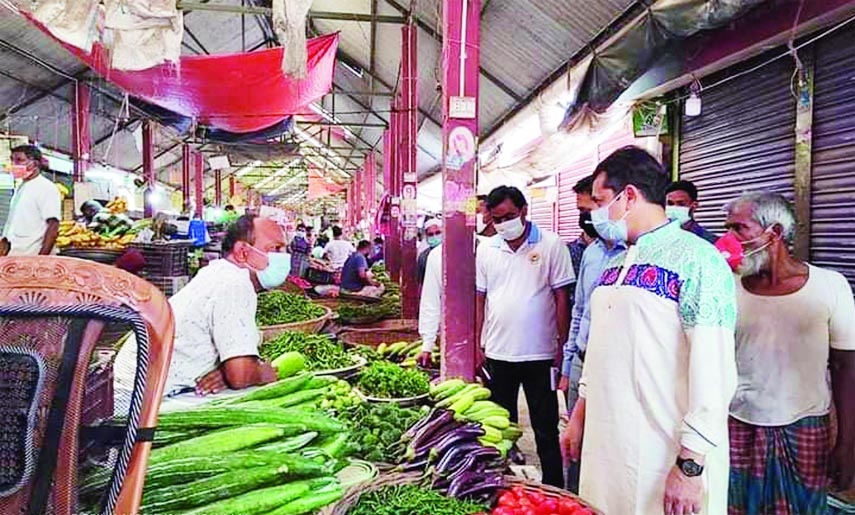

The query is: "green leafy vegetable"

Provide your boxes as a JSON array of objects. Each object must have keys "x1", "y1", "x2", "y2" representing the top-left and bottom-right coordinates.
[
  {"x1": 256, "y1": 291, "x2": 325, "y2": 326},
  {"x1": 336, "y1": 403, "x2": 427, "y2": 462},
  {"x1": 357, "y1": 361, "x2": 430, "y2": 399}
]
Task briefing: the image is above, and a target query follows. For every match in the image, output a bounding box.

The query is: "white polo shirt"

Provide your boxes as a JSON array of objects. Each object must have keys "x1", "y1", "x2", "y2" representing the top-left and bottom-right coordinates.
[
  {"x1": 324, "y1": 239, "x2": 355, "y2": 269},
  {"x1": 3, "y1": 173, "x2": 62, "y2": 256},
  {"x1": 476, "y1": 223, "x2": 575, "y2": 362}
]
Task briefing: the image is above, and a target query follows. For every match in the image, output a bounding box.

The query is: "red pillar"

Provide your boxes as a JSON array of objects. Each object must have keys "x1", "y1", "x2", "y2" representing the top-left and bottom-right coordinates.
[
  {"x1": 228, "y1": 175, "x2": 236, "y2": 202},
  {"x1": 365, "y1": 152, "x2": 377, "y2": 234},
  {"x1": 441, "y1": 0, "x2": 480, "y2": 380},
  {"x1": 142, "y1": 120, "x2": 155, "y2": 218},
  {"x1": 194, "y1": 151, "x2": 204, "y2": 218},
  {"x1": 182, "y1": 145, "x2": 192, "y2": 213},
  {"x1": 214, "y1": 169, "x2": 223, "y2": 206},
  {"x1": 387, "y1": 104, "x2": 402, "y2": 282},
  {"x1": 400, "y1": 24, "x2": 419, "y2": 319},
  {"x1": 354, "y1": 164, "x2": 363, "y2": 230},
  {"x1": 71, "y1": 82, "x2": 90, "y2": 182}
]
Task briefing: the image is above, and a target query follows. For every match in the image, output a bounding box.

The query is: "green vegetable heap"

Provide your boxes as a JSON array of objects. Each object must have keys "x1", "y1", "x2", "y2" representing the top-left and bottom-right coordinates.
[
  {"x1": 335, "y1": 403, "x2": 425, "y2": 462},
  {"x1": 261, "y1": 332, "x2": 355, "y2": 371},
  {"x1": 357, "y1": 361, "x2": 430, "y2": 399},
  {"x1": 336, "y1": 264, "x2": 401, "y2": 322},
  {"x1": 256, "y1": 291, "x2": 325, "y2": 326},
  {"x1": 346, "y1": 484, "x2": 487, "y2": 515}
]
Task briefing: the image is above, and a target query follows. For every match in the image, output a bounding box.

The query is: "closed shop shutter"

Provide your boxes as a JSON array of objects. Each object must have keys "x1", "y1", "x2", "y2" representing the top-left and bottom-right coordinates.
[
  {"x1": 679, "y1": 54, "x2": 796, "y2": 236},
  {"x1": 528, "y1": 192, "x2": 555, "y2": 233},
  {"x1": 556, "y1": 155, "x2": 596, "y2": 241},
  {"x1": 810, "y1": 25, "x2": 855, "y2": 289}
]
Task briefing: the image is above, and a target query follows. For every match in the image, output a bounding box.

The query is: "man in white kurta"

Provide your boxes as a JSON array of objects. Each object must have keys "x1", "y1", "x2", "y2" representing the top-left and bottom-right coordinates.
[{"x1": 563, "y1": 147, "x2": 737, "y2": 515}]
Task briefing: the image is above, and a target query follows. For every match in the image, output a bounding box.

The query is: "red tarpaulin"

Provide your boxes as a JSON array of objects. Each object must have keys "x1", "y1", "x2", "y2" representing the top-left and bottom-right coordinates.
[
  {"x1": 307, "y1": 168, "x2": 345, "y2": 200},
  {"x1": 26, "y1": 14, "x2": 338, "y2": 133}
]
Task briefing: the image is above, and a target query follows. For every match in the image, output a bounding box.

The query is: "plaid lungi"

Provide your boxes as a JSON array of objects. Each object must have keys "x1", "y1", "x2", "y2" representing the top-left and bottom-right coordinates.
[{"x1": 728, "y1": 415, "x2": 830, "y2": 515}]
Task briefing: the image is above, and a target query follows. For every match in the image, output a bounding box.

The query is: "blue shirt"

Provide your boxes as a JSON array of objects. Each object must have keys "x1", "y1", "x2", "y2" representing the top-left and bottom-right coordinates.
[
  {"x1": 340, "y1": 253, "x2": 369, "y2": 291},
  {"x1": 562, "y1": 238, "x2": 626, "y2": 375}
]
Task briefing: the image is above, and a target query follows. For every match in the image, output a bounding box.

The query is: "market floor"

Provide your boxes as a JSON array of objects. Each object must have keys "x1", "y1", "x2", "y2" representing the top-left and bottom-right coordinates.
[{"x1": 512, "y1": 389, "x2": 567, "y2": 484}]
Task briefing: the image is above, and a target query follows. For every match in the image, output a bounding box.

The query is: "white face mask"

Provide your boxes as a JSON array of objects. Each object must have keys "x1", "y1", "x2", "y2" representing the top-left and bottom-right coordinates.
[
  {"x1": 665, "y1": 205, "x2": 692, "y2": 224},
  {"x1": 494, "y1": 216, "x2": 526, "y2": 241}
]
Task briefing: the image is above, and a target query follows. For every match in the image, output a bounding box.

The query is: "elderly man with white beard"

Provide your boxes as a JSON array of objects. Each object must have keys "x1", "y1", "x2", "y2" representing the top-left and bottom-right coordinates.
[{"x1": 719, "y1": 192, "x2": 855, "y2": 515}]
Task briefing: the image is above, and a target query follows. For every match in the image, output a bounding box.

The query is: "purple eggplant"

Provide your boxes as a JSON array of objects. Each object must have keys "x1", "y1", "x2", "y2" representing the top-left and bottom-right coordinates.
[
  {"x1": 430, "y1": 423, "x2": 485, "y2": 459},
  {"x1": 410, "y1": 410, "x2": 454, "y2": 445},
  {"x1": 452, "y1": 472, "x2": 506, "y2": 499},
  {"x1": 402, "y1": 408, "x2": 448, "y2": 442},
  {"x1": 446, "y1": 446, "x2": 501, "y2": 478},
  {"x1": 435, "y1": 441, "x2": 483, "y2": 473},
  {"x1": 407, "y1": 422, "x2": 479, "y2": 461}
]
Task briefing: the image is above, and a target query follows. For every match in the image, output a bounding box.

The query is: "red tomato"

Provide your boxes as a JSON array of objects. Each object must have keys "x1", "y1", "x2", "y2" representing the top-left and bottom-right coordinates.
[
  {"x1": 511, "y1": 486, "x2": 528, "y2": 498},
  {"x1": 517, "y1": 497, "x2": 534, "y2": 509},
  {"x1": 491, "y1": 507, "x2": 514, "y2": 515},
  {"x1": 557, "y1": 499, "x2": 578, "y2": 515},
  {"x1": 528, "y1": 492, "x2": 547, "y2": 506},
  {"x1": 498, "y1": 492, "x2": 519, "y2": 509},
  {"x1": 521, "y1": 508, "x2": 538, "y2": 515},
  {"x1": 538, "y1": 499, "x2": 559, "y2": 513}
]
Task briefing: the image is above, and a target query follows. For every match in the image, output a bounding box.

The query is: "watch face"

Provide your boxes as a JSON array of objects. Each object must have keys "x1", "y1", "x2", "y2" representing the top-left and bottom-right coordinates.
[{"x1": 680, "y1": 459, "x2": 703, "y2": 477}]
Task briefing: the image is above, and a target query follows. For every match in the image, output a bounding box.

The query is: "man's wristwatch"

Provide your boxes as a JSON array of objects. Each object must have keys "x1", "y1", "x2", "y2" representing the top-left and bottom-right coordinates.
[{"x1": 676, "y1": 457, "x2": 704, "y2": 477}]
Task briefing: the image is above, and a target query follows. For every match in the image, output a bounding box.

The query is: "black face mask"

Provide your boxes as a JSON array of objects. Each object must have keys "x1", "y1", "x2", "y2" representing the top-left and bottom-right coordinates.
[{"x1": 579, "y1": 211, "x2": 599, "y2": 239}]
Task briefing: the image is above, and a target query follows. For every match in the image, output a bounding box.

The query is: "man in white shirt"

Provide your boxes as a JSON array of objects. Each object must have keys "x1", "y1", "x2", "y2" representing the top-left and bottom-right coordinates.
[
  {"x1": 113, "y1": 215, "x2": 289, "y2": 412},
  {"x1": 475, "y1": 185, "x2": 574, "y2": 487},
  {"x1": 722, "y1": 192, "x2": 855, "y2": 514},
  {"x1": 323, "y1": 225, "x2": 355, "y2": 270},
  {"x1": 0, "y1": 145, "x2": 61, "y2": 256}
]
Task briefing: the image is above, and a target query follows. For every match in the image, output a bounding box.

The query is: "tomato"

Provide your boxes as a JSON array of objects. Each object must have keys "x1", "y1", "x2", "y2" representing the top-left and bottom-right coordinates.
[
  {"x1": 498, "y1": 492, "x2": 519, "y2": 509},
  {"x1": 517, "y1": 497, "x2": 534, "y2": 509},
  {"x1": 521, "y1": 508, "x2": 538, "y2": 515},
  {"x1": 511, "y1": 486, "x2": 528, "y2": 499},
  {"x1": 557, "y1": 499, "x2": 579, "y2": 515},
  {"x1": 538, "y1": 499, "x2": 559, "y2": 513},
  {"x1": 528, "y1": 492, "x2": 547, "y2": 506},
  {"x1": 491, "y1": 508, "x2": 514, "y2": 515}
]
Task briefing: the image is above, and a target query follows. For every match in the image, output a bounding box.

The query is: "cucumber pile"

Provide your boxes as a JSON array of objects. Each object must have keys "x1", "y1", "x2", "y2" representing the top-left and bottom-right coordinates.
[{"x1": 430, "y1": 379, "x2": 521, "y2": 456}]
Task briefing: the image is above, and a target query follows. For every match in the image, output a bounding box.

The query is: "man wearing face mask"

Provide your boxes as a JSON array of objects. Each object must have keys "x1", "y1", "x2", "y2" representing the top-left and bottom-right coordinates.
[
  {"x1": 340, "y1": 240, "x2": 385, "y2": 298},
  {"x1": 476, "y1": 194, "x2": 497, "y2": 242},
  {"x1": 558, "y1": 175, "x2": 626, "y2": 493},
  {"x1": 289, "y1": 223, "x2": 311, "y2": 278},
  {"x1": 561, "y1": 147, "x2": 737, "y2": 515},
  {"x1": 0, "y1": 145, "x2": 61, "y2": 257},
  {"x1": 476, "y1": 185, "x2": 574, "y2": 488},
  {"x1": 566, "y1": 176, "x2": 598, "y2": 277},
  {"x1": 417, "y1": 218, "x2": 442, "y2": 286},
  {"x1": 112, "y1": 215, "x2": 289, "y2": 412},
  {"x1": 719, "y1": 193, "x2": 855, "y2": 514},
  {"x1": 665, "y1": 180, "x2": 717, "y2": 244}
]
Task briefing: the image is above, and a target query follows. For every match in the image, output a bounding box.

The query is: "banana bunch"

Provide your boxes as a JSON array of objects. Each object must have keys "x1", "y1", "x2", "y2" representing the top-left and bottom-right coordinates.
[
  {"x1": 56, "y1": 221, "x2": 135, "y2": 250},
  {"x1": 106, "y1": 196, "x2": 128, "y2": 214},
  {"x1": 429, "y1": 379, "x2": 522, "y2": 454}
]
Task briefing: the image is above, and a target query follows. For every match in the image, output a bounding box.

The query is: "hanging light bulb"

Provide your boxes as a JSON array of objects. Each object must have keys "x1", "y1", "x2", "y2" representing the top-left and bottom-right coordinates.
[{"x1": 685, "y1": 79, "x2": 702, "y2": 117}]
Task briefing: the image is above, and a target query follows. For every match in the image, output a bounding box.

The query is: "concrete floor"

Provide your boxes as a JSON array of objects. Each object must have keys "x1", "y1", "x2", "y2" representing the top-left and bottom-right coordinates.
[{"x1": 511, "y1": 388, "x2": 568, "y2": 483}]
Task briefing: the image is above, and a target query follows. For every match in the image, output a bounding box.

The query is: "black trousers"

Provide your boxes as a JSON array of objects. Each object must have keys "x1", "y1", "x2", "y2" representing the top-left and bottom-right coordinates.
[{"x1": 486, "y1": 358, "x2": 563, "y2": 487}]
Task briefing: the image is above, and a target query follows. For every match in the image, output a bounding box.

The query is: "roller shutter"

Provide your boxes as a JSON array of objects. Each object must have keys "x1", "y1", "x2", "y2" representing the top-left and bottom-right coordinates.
[
  {"x1": 810, "y1": 25, "x2": 855, "y2": 289},
  {"x1": 556, "y1": 155, "x2": 596, "y2": 241},
  {"x1": 528, "y1": 192, "x2": 556, "y2": 233},
  {"x1": 679, "y1": 54, "x2": 796, "y2": 236}
]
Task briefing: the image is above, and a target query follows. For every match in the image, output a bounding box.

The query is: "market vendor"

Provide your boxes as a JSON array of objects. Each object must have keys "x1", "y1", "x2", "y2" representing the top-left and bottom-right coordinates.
[
  {"x1": 79, "y1": 199, "x2": 104, "y2": 224},
  {"x1": 340, "y1": 240, "x2": 385, "y2": 298},
  {"x1": 112, "y1": 214, "x2": 290, "y2": 412}
]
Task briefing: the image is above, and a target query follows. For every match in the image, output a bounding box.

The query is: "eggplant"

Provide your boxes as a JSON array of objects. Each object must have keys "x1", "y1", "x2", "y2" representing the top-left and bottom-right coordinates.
[
  {"x1": 445, "y1": 446, "x2": 502, "y2": 482},
  {"x1": 406, "y1": 420, "x2": 470, "y2": 460},
  {"x1": 396, "y1": 454, "x2": 430, "y2": 472},
  {"x1": 402, "y1": 408, "x2": 447, "y2": 442},
  {"x1": 406, "y1": 412, "x2": 458, "y2": 459},
  {"x1": 430, "y1": 423, "x2": 485, "y2": 459},
  {"x1": 452, "y1": 472, "x2": 505, "y2": 499},
  {"x1": 435, "y1": 441, "x2": 483, "y2": 473}
]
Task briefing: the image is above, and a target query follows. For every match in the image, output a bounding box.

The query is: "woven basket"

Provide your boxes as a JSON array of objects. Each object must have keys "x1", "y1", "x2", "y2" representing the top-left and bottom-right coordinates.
[
  {"x1": 259, "y1": 305, "x2": 334, "y2": 341},
  {"x1": 503, "y1": 476, "x2": 605, "y2": 514},
  {"x1": 319, "y1": 472, "x2": 426, "y2": 515},
  {"x1": 340, "y1": 318, "x2": 418, "y2": 332},
  {"x1": 338, "y1": 328, "x2": 420, "y2": 348}
]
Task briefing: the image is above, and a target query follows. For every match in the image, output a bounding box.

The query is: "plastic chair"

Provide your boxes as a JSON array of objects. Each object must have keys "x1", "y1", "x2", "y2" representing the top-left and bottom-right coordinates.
[{"x1": 0, "y1": 256, "x2": 174, "y2": 515}]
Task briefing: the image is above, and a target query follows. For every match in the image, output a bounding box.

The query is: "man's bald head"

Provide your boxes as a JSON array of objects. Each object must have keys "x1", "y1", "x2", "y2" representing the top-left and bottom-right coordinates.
[{"x1": 252, "y1": 217, "x2": 286, "y2": 253}]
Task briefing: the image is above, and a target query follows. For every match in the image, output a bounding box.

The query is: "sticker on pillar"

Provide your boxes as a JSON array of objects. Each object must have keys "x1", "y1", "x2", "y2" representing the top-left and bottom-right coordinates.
[
  {"x1": 402, "y1": 184, "x2": 416, "y2": 200},
  {"x1": 446, "y1": 127, "x2": 476, "y2": 170},
  {"x1": 465, "y1": 196, "x2": 478, "y2": 226},
  {"x1": 404, "y1": 227, "x2": 418, "y2": 241},
  {"x1": 391, "y1": 205, "x2": 401, "y2": 218},
  {"x1": 443, "y1": 182, "x2": 475, "y2": 214}
]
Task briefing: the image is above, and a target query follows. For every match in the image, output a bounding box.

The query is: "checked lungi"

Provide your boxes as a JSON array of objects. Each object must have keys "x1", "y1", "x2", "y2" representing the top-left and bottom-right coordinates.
[{"x1": 728, "y1": 415, "x2": 830, "y2": 515}]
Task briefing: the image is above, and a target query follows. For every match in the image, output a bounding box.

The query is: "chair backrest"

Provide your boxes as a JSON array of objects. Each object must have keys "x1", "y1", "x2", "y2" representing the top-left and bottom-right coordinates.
[{"x1": 0, "y1": 256, "x2": 174, "y2": 515}]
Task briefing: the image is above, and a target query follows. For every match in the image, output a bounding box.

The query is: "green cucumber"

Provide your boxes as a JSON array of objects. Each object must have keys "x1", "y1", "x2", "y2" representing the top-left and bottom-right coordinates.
[
  {"x1": 179, "y1": 478, "x2": 335, "y2": 515},
  {"x1": 480, "y1": 416, "x2": 511, "y2": 430},
  {"x1": 155, "y1": 406, "x2": 343, "y2": 433},
  {"x1": 264, "y1": 484, "x2": 344, "y2": 515},
  {"x1": 430, "y1": 379, "x2": 466, "y2": 399},
  {"x1": 317, "y1": 432, "x2": 352, "y2": 459},
  {"x1": 220, "y1": 374, "x2": 312, "y2": 405},
  {"x1": 257, "y1": 431, "x2": 318, "y2": 452},
  {"x1": 148, "y1": 425, "x2": 287, "y2": 464}
]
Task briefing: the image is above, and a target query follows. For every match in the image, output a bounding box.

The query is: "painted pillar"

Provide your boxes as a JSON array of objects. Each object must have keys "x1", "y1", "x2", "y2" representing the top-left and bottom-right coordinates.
[
  {"x1": 354, "y1": 163, "x2": 363, "y2": 231},
  {"x1": 387, "y1": 100, "x2": 402, "y2": 282},
  {"x1": 793, "y1": 54, "x2": 814, "y2": 261},
  {"x1": 194, "y1": 151, "x2": 204, "y2": 219},
  {"x1": 346, "y1": 181, "x2": 354, "y2": 229},
  {"x1": 214, "y1": 169, "x2": 223, "y2": 206},
  {"x1": 71, "y1": 82, "x2": 91, "y2": 182},
  {"x1": 142, "y1": 120, "x2": 155, "y2": 218},
  {"x1": 400, "y1": 23, "x2": 419, "y2": 319},
  {"x1": 182, "y1": 145, "x2": 192, "y2": 213},
  {"x1": 365, "y1": 152, "x2": 377, "y2": 235},
  {"x1": 441, "y1": 0, "x2": 480, "y2": 380}
]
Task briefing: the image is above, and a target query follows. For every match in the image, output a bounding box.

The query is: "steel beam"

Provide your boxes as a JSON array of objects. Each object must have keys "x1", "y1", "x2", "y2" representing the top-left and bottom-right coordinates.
[
  {"x1": 71, "y1": 82, "x2": 91, "y2": 181},
  {"x1": 300, "y1": 120, "x2": 388, "y2": 128},
  {"x1": 142, "y1": 120, "x2": 155, "y2": 218},
  {"x1": 440, "y1": 0, "x2": 480, "y2": 380},
  {"x1": 176, "y1": 2, "x2": 405, "y2": 23}
]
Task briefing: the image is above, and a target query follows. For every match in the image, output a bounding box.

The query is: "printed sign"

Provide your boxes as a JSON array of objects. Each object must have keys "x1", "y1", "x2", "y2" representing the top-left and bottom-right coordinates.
[
  {"x1": 446, "y1": 126, "x2": 476, "y2": 170},
  {"x1": 449, "y1": 96, "x2": 476, "y2": 119},
  {"x1": 402, "y1": 184, "x2": 416, "y2": 200}
]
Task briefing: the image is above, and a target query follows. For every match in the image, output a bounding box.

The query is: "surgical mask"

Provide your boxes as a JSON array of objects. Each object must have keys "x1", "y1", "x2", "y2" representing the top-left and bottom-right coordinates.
[
  {"x1": 7, "y1": 164, "x2": 29, "y2": 180},
  {"x1": 591, "y1": 191, "x2": 629, "y2": 244},
  {"x1": 714, "y1": 229, "x2": 773, "y2": 273},
  {"x1": 665, "y1": 205, "x2": 692, "y2": 225},
  {"x1": 251, "y1": 249, "x2": 292, "y2": 290},
  {"x1": 494, "y1": 216, "x2": 526, "y2": 241},
  {"x1": 476, "y1": 214, "x2": 486, "y2": 234},
  {"x1": 295, "y1": 231, "x2": 306, "y2": 239},
  {"x1": 426, "y1": 235, "x2": 442, "y2": 248}
]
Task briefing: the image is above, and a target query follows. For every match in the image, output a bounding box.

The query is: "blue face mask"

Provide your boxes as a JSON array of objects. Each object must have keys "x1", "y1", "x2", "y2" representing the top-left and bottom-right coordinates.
[
  {"x1": 253, "y1": 250, "x2": 292, "y2": 290},
  {"x1": 426, "y1": 235, "x2": 442, "y2": 248},
  {"x1": 591, "y1": 191, "x2": 629, "y2": 244}
]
